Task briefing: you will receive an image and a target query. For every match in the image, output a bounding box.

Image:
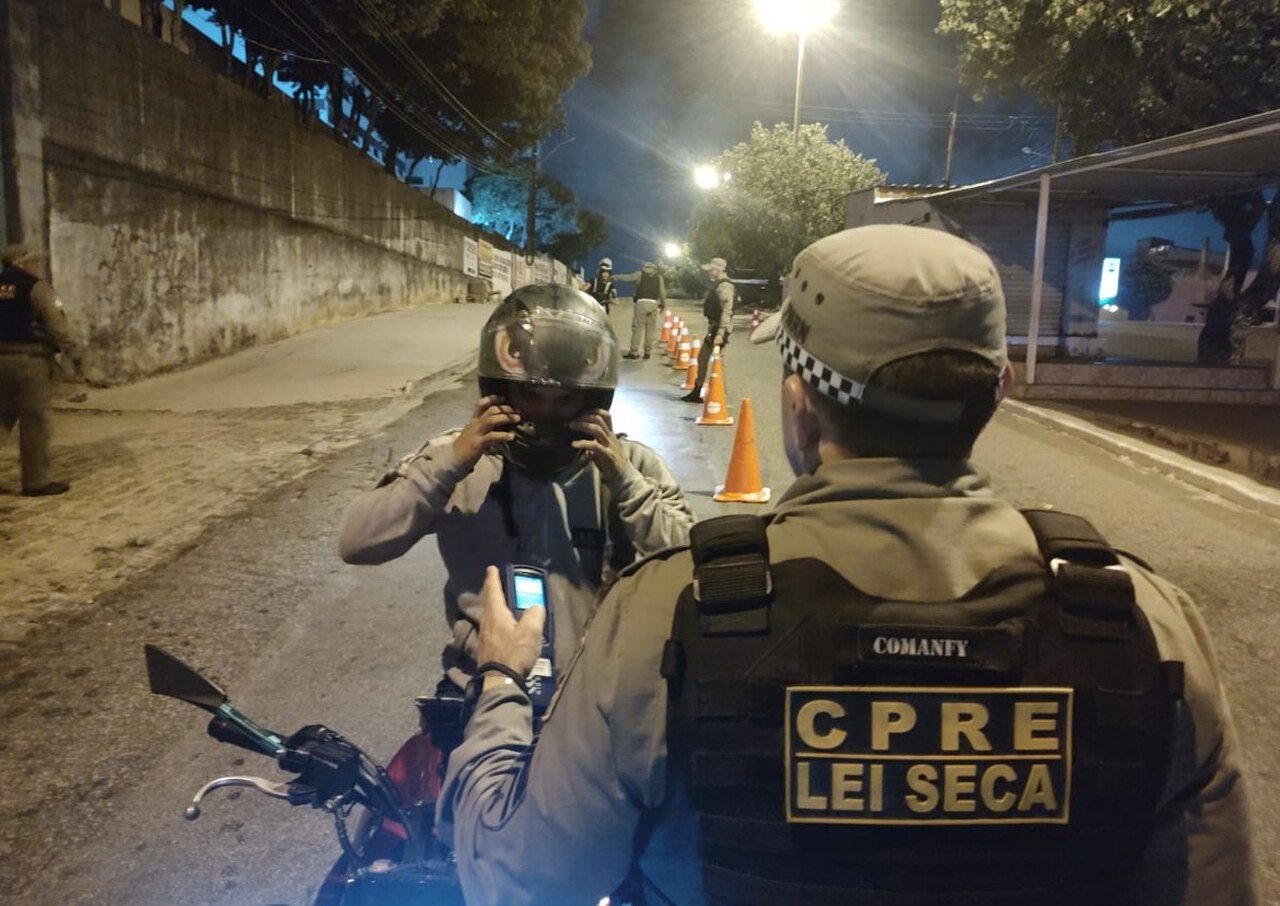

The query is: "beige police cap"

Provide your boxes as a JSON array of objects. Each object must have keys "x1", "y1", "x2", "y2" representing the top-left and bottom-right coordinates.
[
  {"x1": 751, "y1": 225, "x2": 1007, "y2": 419},
  {"x1": 701, "y1": 256, "x2": 728, "y2": 272}
]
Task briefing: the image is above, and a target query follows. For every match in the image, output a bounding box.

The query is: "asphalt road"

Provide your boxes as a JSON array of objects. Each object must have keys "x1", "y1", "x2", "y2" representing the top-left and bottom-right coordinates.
[{"x1": 1, "y1": 302, "x2": 1276, "y2": 904}]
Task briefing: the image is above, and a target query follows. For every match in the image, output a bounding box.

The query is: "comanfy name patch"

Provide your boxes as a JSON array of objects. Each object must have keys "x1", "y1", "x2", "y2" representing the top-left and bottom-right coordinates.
[{"x1": 785, "y1": 686, "x2": 1073, "y2": 825}]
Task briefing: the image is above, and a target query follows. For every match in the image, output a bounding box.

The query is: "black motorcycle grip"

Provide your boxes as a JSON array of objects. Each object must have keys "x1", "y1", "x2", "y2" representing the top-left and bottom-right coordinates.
[{"x1": 207, "y1": 714, "x2": 269, "y2": 755}]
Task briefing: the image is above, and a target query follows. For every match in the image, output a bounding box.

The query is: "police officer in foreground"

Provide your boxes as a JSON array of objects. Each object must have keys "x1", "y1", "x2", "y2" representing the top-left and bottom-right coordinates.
[
  {"x1": 439, "y1": 226, "x2": 1258, "y2": 905},
  {"x1": 1, "y1": 243, "x2": 81, "y2": 496}
]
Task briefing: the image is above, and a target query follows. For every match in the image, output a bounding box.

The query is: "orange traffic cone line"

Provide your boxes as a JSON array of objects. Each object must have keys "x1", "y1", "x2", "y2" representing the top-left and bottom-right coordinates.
[
  {"x1": 674, "y1": 338, "x2": 692, "y2": 370},
  {"x1": 681, "y1": 357, "x2": 699, "y2": 390},
  {"x1": 714, "y1": 397, "x2": 770, "y2": 503},
  {"x1": 659, "y1": 313, "x2": 672, "y2": 345},
  {"x1": 696, "y1": 353, "x2": 734, "y2": 426},
  {"x1": 667, "y1": 325, "x2": 680, "y2": 359}
]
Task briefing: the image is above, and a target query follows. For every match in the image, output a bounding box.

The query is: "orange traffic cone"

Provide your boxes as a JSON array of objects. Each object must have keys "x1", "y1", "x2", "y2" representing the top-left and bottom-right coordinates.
[
  {"x1": 667, "y1": 324, "x2": 681, "y2": 359},
  {"x1": 681, "y1": 357, "x2": 699, "y2": 390},
  {"x1": 696, "y1": 352, "x2": 734, "y2": 426},
  {"x1": 674, "y1": 336, "x2": 692, "y2": 370},
  {"x1": 714, "y1": 398, "x2": 770, "y2": 503},
  {"x1": 659, "y1": 312, "x2": 672, "y2": 345}
]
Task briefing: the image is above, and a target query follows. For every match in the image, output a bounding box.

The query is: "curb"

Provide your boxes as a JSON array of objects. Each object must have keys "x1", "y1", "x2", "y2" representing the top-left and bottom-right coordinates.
[{"x1": 1002, "y1": 400, "x2": 1280, "y2": 522}]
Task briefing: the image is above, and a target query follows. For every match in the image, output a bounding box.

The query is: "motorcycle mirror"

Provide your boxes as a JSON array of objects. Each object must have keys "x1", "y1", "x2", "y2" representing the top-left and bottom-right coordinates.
[{"x1": 144, "y1": 644, "x2": 229, "y2": 714}]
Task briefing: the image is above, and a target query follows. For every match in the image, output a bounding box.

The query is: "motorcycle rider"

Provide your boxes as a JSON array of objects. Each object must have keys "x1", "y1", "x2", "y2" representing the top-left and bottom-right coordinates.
[
  {"x1": 338, "y1": 283, "x2": 694, "y2": 695},
  {"x1": 438, "y1": 227, "x2": 1257, "y2": 905}
]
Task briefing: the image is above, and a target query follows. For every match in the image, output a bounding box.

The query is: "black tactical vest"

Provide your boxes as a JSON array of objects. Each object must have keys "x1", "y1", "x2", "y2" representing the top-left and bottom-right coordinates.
[
  {"x1": 703, "y1": 278, "x2": 732, "y2": 324},
  {"x1": 0, "y1": 266, "x2": 42, "y2": 345},
  {"x1": 635, "y1": 271, "x2": 663, "y2": 301},
  {"x1": 662, "y1": 512, "x2": 1183, "y2": 905}
]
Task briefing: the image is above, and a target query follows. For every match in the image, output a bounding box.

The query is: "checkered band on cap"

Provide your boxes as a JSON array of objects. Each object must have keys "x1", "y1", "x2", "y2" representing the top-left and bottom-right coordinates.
[{"x1": 778, "y1": 327, "x2": 864, "y2": 406}]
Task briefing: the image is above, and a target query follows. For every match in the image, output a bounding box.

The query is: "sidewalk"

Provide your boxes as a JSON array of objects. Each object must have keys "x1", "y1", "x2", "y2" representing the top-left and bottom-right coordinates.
[
  {"x1": 0, "y1": 304, "x2": 493, "y2": 646},
  {"x1": 1005, "y1": 398, "x2": 1280, "y2": 520},
  {"x1": 3, "y1": 300, "x2": 1278, "y2": 647}
]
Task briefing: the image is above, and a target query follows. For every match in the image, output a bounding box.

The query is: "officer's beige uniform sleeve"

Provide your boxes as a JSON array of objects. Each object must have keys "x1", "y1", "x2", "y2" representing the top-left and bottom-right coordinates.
[
  {"x1": 715, "y1": 281, "x2": 735, "y2": 334},
  {"x1": 30, "y1": 281, "x2": 78, "y2": 354},
  {"x1": 607, "y1": 439, "x2": 695, "y2": 554},
  {"x1": 1125, "y1": 565, "x2": 1259, "y2": 905},
  {"x1": 337, "y1": 432, "x2": 473, "y2": 564},
  {"x1": 612, "y1": 270, "x2": 643, "y2": 283},
  {"x1": 437, "y1": 558, "x2": 679, "y2": 906}
]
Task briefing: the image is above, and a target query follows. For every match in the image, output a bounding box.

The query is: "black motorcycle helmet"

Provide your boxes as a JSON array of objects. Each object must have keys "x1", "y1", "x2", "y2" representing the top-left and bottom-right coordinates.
[{"x1": 477, "y1": 283, "x2": 620, "y2": 480}]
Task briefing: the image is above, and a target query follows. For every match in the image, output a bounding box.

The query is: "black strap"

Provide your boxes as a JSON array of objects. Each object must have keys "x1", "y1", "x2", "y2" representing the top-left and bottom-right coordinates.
[
  {"x1": 1021, "y1": 509, "x2": 1119, "y2": 568},
  {"x1": 690, "y1": 515, "x2": 772, "y2": 612}
]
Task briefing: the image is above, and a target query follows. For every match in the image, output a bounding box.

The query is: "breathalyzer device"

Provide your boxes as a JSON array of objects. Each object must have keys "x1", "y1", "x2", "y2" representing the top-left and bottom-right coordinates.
[{"x1": 503, "y1": 564, "x2": 556, "y2": 713}]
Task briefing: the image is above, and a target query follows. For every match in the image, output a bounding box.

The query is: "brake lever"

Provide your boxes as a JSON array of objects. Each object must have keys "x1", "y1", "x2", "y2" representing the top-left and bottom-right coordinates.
[{"x1": 183, "y1": 775, "x2": 318, "y2": 820}]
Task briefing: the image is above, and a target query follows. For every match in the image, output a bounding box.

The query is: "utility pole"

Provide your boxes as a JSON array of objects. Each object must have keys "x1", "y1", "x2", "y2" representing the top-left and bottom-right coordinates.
[
  {"x1": 943, "y1": 94, "x2": 959, "y2": 186},
  {"x1": 1050, "y1": 104, "x2": 1063, "y2": 163},
  {"x1": 525, "y1": 143, "x2": 539, "y2": 261}
]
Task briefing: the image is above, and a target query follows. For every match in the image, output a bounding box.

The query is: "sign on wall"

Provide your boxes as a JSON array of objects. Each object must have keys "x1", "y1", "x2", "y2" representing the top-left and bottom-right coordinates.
[
  {"x1": 478, "y1": 239, "x2": 494, "y2": 279},
  {"x1": 491, "y1": 249, "x2": 512, "y2": 296},
  {"x1": 533, "y1": 256, "x2": 552, "y2": 284},
  {"x1": 463, "y1": 237, "x2": 478, "y2": 277},
  {"x1": 512, "y1": 255, "x2": 530, "y2": 289},
  {"x1": 553, "y1": 261, "x2": 567, "y2": 286}
]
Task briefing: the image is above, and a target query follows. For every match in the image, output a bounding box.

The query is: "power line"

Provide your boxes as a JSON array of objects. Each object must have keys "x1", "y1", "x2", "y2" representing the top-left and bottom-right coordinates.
[
  {"x1": 350, "y1": 0, "x2": 523, "y2": 157},
  {"x1": 268, "y1": 0, "x2": 525, "y2": 178}
]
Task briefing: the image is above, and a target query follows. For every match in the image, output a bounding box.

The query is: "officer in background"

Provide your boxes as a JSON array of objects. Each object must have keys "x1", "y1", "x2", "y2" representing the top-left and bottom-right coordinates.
[
  {"x1": 585, "y1": 257, "x2": 617, "y2": 314},
  {"x1": 681, "y1": 255, "x2": 734, "y2": 402},
  {"x1": 438, "y1": 226, "x2": 1257, "y2": 905},
  {"x1": 613, "y1": 261, "x2": 666, "y2": 359},
  {"x1": 1, "y1": 243, "x2": 81, "y2": 496}
]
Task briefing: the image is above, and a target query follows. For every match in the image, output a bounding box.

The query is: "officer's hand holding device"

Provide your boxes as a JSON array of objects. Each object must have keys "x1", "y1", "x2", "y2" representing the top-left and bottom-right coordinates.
[{"x1": 473, "y1": 565, "x2": 554, "y2": 711}]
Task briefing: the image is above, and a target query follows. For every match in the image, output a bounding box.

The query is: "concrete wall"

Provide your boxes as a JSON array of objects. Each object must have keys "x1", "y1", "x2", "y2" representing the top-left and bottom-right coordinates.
[{"x1": 3, "y1": 0, "x2": 532, "y2": 383}]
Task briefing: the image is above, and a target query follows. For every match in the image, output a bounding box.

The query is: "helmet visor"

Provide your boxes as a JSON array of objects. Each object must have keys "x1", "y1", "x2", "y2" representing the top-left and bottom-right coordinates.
[{"x1": 480, "y1": 307, "x2": 618, "y2": 390}]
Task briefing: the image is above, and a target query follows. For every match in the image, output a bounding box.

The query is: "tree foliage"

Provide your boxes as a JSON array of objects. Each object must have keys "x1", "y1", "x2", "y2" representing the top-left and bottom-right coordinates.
[
  {"x1": 467, "y1": 173, "x2": 607, "y2": 267},
  {"x1": 187, "y1": 0, "x2": 589, "y2": 177},
  {"x1": 937, "y1": 0, "x2": 1280, "y2": 152},
  {"x1": 1116, "y1": 260, "x2": 1173, "y2": 321},
  {"x1": 688, "y1": 123, "x2": 884, "y2": 281},
  {"x1": 938, "y1": 1, "x2": 1280, "y2": 360}
]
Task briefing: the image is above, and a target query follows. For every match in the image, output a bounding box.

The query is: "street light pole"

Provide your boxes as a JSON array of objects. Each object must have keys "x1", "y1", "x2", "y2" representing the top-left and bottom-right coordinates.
[{"x1": 792, "y1": 30, "x2": 807, "y2": 138}]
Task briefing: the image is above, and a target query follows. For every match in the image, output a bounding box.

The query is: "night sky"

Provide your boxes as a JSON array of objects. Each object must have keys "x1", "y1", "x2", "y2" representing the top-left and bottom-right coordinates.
[{"x1": 541, "y1": 0, "x2": 1230, "y2": 274}]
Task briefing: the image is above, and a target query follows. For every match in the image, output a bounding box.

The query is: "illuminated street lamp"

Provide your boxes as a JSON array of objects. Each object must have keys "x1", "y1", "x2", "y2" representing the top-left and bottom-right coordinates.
[
  {"x1": 662, "y1": 241, "x2": 683, "y2": 259},
  {"x1": 693, "y1": 164, "x2": 730, "y2": 190},
  {"x1": 755, "y1": 0, "x2": 839, "y2": 138}
]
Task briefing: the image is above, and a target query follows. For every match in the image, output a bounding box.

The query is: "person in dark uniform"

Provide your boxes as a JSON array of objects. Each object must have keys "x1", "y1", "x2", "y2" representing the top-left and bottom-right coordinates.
[
  {"x1": 0, "y1": 244, "x2": 81, "y2": 496},
  {"x1": 585, "y1": 257, "x2": 617, "y2": 314},
  {"x1": 438, "y1": 226, "x2": 1258, "y2": 906},
  {"x1": 681, "y1": 255, "x2": 735, "y2": 402}
]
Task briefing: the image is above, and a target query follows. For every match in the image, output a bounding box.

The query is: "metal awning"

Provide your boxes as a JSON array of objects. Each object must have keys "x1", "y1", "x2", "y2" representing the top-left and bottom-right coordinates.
[
  {"x1": 898, "y1": 109, "x2": 1280, "y2": 387},
  {"x1": 928, "y1": 108, "x2": 1280, "y2": 209}
]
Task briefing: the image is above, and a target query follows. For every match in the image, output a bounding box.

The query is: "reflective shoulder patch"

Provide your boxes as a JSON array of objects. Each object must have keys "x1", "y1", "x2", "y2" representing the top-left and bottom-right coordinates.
[{"x1": 785, "y1": 685, "x2": 1072, "y2": 826}]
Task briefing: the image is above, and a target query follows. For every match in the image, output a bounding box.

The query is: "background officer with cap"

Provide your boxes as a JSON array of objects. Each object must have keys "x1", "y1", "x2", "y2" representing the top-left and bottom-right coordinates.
[
  {"x1": 339, "y1": 283, "x2": 694, "y2": 694},
  {"x1": 437, "y1": 227, "x2": 1257, "y2": 905},
  {"x1": 585, "y1": 257, "x2": 618, "y2": 314},
  {"x1": 1, "y1": 243, "x2": 82, "y2": 496},
  {"x1": 612, "y1": 261, "x2": 667, "y2": 359},
  {"x1": 681, "y1": 255, "x2": 735, "y2": 402}
]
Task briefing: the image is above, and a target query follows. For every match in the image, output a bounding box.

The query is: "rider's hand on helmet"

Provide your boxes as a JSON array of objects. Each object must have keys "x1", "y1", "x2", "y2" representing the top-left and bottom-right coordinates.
[
  {"x1": 453, "y1": 395, "x2": 520, "y2": 469},
  {"x1": 475, "y1": 566, "x2": 545, "y2": 687},
  {"x1": 570, "y1": 409, "x2": 627, "y2": 481}
]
